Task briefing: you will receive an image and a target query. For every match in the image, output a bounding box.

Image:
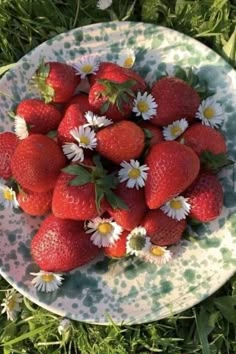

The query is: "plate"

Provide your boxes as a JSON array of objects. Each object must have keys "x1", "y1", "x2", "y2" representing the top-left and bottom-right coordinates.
[{"x1": 1, "y1": 21, "x2": 236, "y2": 325}]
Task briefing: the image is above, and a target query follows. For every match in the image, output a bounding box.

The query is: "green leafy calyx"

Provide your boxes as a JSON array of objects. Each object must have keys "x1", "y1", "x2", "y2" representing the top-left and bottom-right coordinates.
[
  {"x1": 33, "y1": 60, "x2": 55, "y2": 104},
  {"x1": 97, "y1": 78, "x2": 136, "y2": 114},
  {"x1": 62, "y1": 156, "x2": 128, "y2": 212},
  {"x1": 200, "y1": 151, "x2": 234, "y2": 172}
]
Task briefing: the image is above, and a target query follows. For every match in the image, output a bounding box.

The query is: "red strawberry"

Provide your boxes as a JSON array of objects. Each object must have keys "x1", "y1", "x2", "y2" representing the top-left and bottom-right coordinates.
[
  {"x1": 96, "y1": 121, "x2": 145, "y2": 164},
  {"x1": 0, "y1": 132, "x2": 19, "y2": 179},
  {"x1": 17, "y1": 188, "x2": 53, "y2": 216},
  {"x1": 139, "y1": 122, "x2": 163, "y2": 147},
  {"x1": 141, "y1": 209, "x2": 187, "y2": 246},
  {"x1": 151, "y1": 77, "x2": 201, "y2": 126},
  {"x1": 145, "y1": 141, "x2": 200, "y2": 209},
  {"x1": 31, "y1": 215, "x2": 100, "y2": 272},
  {"x1": 52, "y1": 170, "x2": 102, "y2": 220},
  {"x1": 57, "y1": 103, "x2": 87, "y2": 145},
  {"x1": 64, "y1": 93, "x2": 93, "y2": 112},
  {"x1": 34, "y1": 61, "x2": 80, "y2": 103},
  {"x1": 104, "y1": 230, "x2": 129, "y2": 258},
  {"x1": 16, "y1": 98, "x2": 62, "y2": 135},
  {"x1": 11, "y1": 134, "x2": 66, "y2": 193},
  {"x1": 184, "y1": 172, "x2": 223, "y2": 222},
  {"x1": 89, "y1": 62, "x2": 147, "y2": 122},
  {"x1": 107, "y1": 182, "x2": 147, "y2": 231},
  {"x1": 181, "y1": 123, "x2": 227, "y2": 156}
]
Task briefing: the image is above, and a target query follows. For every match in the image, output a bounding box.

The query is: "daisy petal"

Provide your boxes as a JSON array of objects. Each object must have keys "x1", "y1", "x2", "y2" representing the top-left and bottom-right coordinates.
[
  {"x1": 117, "y1": 49, "x2": 135, "y2": 69},
  {"x1": 0, "y1": 183, "x2": 19, "y2": 209},
  {"x1": 72, "y1": 55, "x2": 100, "y2": 79},
  {"x1": 1, "y1": 289, "x2": 23, "y2": 321},
  {"x1": 163, "y1": 118, "x2": 189, "y2": 141},
  {"x1": 132, "y1": 92, "x2": 158, "y2": 120},
  {"x1": 70, "y1": 126, "x2": 97, "y2": 150},
  {"x1": 126, "y1": 226, "x2": 151, "y2": 256},
  {"x1": 62, "y1": 143, "x2": 84, "y2": 162},
  {"x1": 86, "y1": 217, "x2": 123, "y2": 248},
  {"x1": 97, "y1": 0, "x2": 112, "y2": 10},
  {"x1": 83, "y1": 111, "x2": 113, "y2": 129},
  {"x1": 14, "y1": 115, "x2": 29, "y2": 140},
  {"x1": 195, "y1": 96, "x2": 225, "y2": 128},
  {"x1": 140, "y1": 245, "x2": 173, "y2": 265},
  {"x1": 118, "y1": 159, "x2": 149, "y2": 189},
  {"x1": 161, "y1": 196, "x2": 191, "y2": 221},
  {"x1": 30, "y1": 271, "x2": 63, "y2": 293}
]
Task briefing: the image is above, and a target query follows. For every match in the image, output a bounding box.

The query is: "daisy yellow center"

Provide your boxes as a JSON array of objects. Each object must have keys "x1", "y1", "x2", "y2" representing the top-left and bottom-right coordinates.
[
  {"x1": 203, "y1": 106, "x2": 215, "y2": 119},
  {"x1": 79, "y1": 135, "x2": 90, "y2": 145},
  {"x1": 41, "y1": 274, "x2": 55, "y2": 283},
  {"x1": 170, "y1": 200, "x2": 182, "y2": 210},
  {"x1": 137, "y1": 100, "x2": 149, "y2": 113},
  {"x1": 7, "y1": 296, "x2": 17, "y2": 311},
  {"x1": 128, "y1": 168, "x2": 141, "y2": 179},
  {"x1": 171, "y1": 126, "x2": 182, "y2": 136},
  {"x1": 98, "y1": 222, "x2": 113, "y2": 235},
  {"x1": 81, "y1": 64, "x2": 93, "y2": 74},
  {"x1": 150, "y1": 246, "x2": 165, "y2": 257},
  {"x1": 3, "y1": 189, "x2": 14, "y2": 201},
  {"x1": 124, "y1": 57, "x2": 134, "y2": 68}
]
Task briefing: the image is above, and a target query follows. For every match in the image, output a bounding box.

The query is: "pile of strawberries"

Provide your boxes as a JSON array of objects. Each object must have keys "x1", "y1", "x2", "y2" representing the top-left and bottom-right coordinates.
[{"x1": 0, "y1": 58, "x2": 229, "y2": 274}]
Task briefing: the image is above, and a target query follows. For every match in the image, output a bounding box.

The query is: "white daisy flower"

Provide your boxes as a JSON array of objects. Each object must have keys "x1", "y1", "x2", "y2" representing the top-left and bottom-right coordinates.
[
  {"x1": 0, "y1": 184, "x2": 19, "y2": 209},
  {"x1": 72, "y1": 55, "x2": 100, "y2": 79},
  {"x1": 30, "y1": 271, "x2": 63, "y2": 293},
  {"x1": 117, "y1": 49, "x2": 135, "y2": 69},
  {"x1": 1, "y1": 289, "x2": 23, "y2": 321},
  {"x1": 126, "y1": 226, "x2": 151, "y2": 256},
  {"x1": 132, "y1": 92, "x2": 158, "y2": 120},
  {"x1": 195, "y1": 96, "x2": 225, "y2": 128},
  {"x1": 14, "y1": 115, "x2": 29, "y2": 140},
  {"x1": 70, "y1": 126, "x2": 97, "y2": 150},
  {"x1": 97, "y1": 0, "x2": 112, "y2": 10},
  {"x1": 141, "y1": 245, "x2": 173, "y2": 265},
  {"x1": 163, "y1": 118, "x2": 189, "y2": 141},
  {"x1": 58, "y1": 318, "x2": 71, "y2": 335},
  {"x1": 86, "y1": 217, "x2": 123, "y2": 248},
  {"x1": 83, "y1": 111, "x2": 113, "y2": 129},
  {"x1": 161, "y1": 196, "x2": 191, "y2": 221},
  {"x1": 62, "y1": 142, "x2": 84, "y2": 162},
  {"x1": 118, "y1": 160, "x2": 149, "y2": 190}
]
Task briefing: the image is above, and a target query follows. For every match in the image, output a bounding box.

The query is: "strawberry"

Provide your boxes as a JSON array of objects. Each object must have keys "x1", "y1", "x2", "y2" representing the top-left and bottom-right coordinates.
[
  {"x1": 107, "y1": 182, "x2": 147, "y2": 231},
  {"x1": 89, "y1": 62, "x2": 147, "y2": 122},
  {"x1": 31, "y1": 214, "x2": 100, "y2": 272},
  {"x1": 11, "y1": 134, "x2": 66, "y2": 193},
  {"x1": 104, "y1": 230, "x2": 129, "y2": 258},
  {"x1": 181, "y1": 123, "x2": 227, "y2": 156},
  {"x1": 96, "y1": 121, "x2": 145, "y2": 164},
  {"x1": 145, "y1": 141, "x2": 200, "y2": 209},
  {"x1": 34, "y1": 61, "x2": 80, "y2": 103},
  {"x1": 17, "y1": 188, "x2": 53, "y2": 216},
  {"x1": 64, "y1": 93, "x2": 93, "y2": 112},
  {"x1": 0, "y1": 132, "x2": 19, "y2": 180},
  {"x1": 16, "y1": 98, "x2": 62, "y2": 134},
  {"x1": 57, "y1": 103, "x2": 87, "y2": 145},
  {"x1": 184, "y1": 172, "x2": 223, "y2": 222},
  {"x1": 139, "y1": 122, "x2": 163, "y2": 147},
  {"x1": 52, "y1": 159, "x2": 127, "y2": 220},
  {"x1": 141, "y1": 209, "x2": 186, "y2": 246},
  {"x1": 151, "y1": 77, "x2": 201, "y2": 126}
]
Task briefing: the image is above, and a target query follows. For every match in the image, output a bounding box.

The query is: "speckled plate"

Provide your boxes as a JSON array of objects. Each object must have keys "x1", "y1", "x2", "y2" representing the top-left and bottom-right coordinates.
[{"x1": 1, "y1": 21, "x2": 236, "y2": 325}]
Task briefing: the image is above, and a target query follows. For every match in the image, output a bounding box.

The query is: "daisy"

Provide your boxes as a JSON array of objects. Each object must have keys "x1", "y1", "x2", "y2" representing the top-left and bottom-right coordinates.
[
  {"x1": 126, "y1": 226, "x2": 151, "y2": 256},
  {"x1": 163, "y1": 118, "x2": 189, "y2": 141},
  {"x1": 83, "y1": 111, "x2": 113, "y2": 129},
  {"x1": 141, "y1": 245, "x2": 173, "y2": 265},
  {"x1": 1, "y1": 289, "x2": 23, "y2": 321},
  {"x1": 30, "y1": 271, "x2": 63, "y2": 293},
  {"x1": 97, "y1": 0, "x2": 112, "y2": 10},
  {"x1": 70, "y1": 126, "x2": 97, "y2": 150},
  {"x1": 72, "y1": 55, "x2": 100, "y2": 79},
  {"x1": 86, "y1": 216, "x2": 123, "y2": 248},
  {"x1": 0, "y1": 184, "x2": 19, "y2": 209},
  {"x1": 132, "y1": 92, "x2": 158, "y2": 120},
  {"x1": 117, "y1": 49, "x2": 135, "y2": 69},
  {"x1": 195, "y1": 96, "x2": 225, "y2": 128},
  {"x1": 118, "y1": 160, "x2": 149, "y2": 189},
  {"x1": 14, "y1": 115, "x2": 29, "y2": 140},
  {"x1": 58, "y1": 318, "x2": 71, "y2": 335},
  {"x1": 62, "y1": 142, "x2": 84, "y2": 162},
  {"x1": 161, "y1": 196, "x2": 191, "y2": 221}
]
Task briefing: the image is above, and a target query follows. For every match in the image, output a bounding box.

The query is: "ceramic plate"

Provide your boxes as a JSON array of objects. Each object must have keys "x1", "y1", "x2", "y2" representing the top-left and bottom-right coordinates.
[{"x1": 1, "y1": 21, "x2": 236, "y2": 325}]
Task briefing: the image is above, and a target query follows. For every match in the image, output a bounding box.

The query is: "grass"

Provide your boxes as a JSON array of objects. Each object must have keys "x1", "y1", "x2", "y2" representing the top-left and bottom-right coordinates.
[{"x1": 0, "y1": 0, "x2": 236, "y2": 353}]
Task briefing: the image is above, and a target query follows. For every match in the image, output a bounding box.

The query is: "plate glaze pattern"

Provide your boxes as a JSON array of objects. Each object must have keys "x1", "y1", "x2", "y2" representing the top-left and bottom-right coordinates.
[{"x1": 0, "y1": 21, "x2": 236, "y2": 325}]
